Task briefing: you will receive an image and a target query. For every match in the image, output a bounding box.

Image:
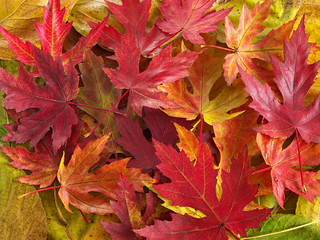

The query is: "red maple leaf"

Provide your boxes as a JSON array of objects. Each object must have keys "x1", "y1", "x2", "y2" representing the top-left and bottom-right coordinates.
[
  {"x1": 0, "y1": 0, "x2": 106, "y2": 67},
  {"x1": 0, "y1": 46, "x2": 78, "y2": 150},
  {"x1": 256, "y1": 133, "x2": 320, "y2": 208},
  {"x1": 104, "y1": 32, "x2": 197, "y2": 116},
  {"x1": 156, "y1": 0, "x2": 231, "y2": 44},
  {"x1": 239, "y1": 18, "x2": 320, "y2": 143},
  {"x1": 0, "y1": 124, "x2": 82, "y2": 188},
  {"x1": 115, "y1": 115, "x2": 160, "y2": 171},
  {"x1": 1, "y1": 143, "x2": 58, "y2": 188},
  {"x1": 143, "y1": 107, "x2": 191, "y2": 146},
  {"x1": 100, "y1": 175, "x2": 146, "y2": 240},
  {"x1": 135, "y1": 143, "x2": 271, "y2": 239},
  {"x1": 92, "y1": 0, "x2": 170, "y2": 55}
]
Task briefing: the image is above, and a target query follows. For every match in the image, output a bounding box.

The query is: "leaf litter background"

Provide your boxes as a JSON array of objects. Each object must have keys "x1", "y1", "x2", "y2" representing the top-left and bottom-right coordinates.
[{"x1": 1, "y1": 0, "x2": 320, "y2": 239}]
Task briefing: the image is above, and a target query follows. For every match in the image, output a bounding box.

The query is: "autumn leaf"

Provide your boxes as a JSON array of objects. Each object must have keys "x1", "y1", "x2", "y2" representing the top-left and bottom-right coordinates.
[
  {"x1": 35, "y1": 0, "x2": 72, "y2": 59},
  {"x1": 296, "y1": 195, "x2": 320, "y2": 228},
  {"x1": 104, "y1": 31, "x2": 197, "y2": 116},
  {"x1": 57, "y1": 135, "x2": 155, "y2": 214},
  {"x1": 0, "y1": 151, "x2": 47, "y2": 240},
  {"x1": 240, "y1": 17, "x2": 320, "y2": 143},
  {"x1": 0, "y1": 0, "x2": 47, "y2": 60},
  {"x1": 160, "y1": 36, "x2": 248, "y2": 125},
  {"x1": 77, "y1": 49, "x2": 122, "y2": 154},
  {"x1": 1, "y1": 144, "x2": 58, "y2": 188},
  {"x1": 256, "y1": 133, "x2": 320, "y2": 208},
  {"x1": 115, "y1": 115, "x2": 160, "y2": 171},
  {"x1": 174, "y1": 123, "x2": 199, "y2": 162},
  {"x1": 213, "y1": 106, "x2": 260, "y2": 171},
  {"x1": 100, "y1": 175, "x2": 146, "y2": 240},
  {"x1": 68, "y1": 0, "x2": 110, "y2": 37},
  {"x1": 0, "y1": 0, "x2": 107, "y2": 67},
  {"x1": 143, "y1": 107, "x2": 191, "y2": 146},
  {"x1": 136, "y1": 142, "x2": 271, "y2": 239},
  {"x1": 0, "y1": 46, "x2": 78, "y2": 150},
  {"x1": 95, "y1": 0, "x2": 170, "y2": 54},
  {"x1": 0, "y1": 124, "x2": 81, "y2": 188},
  {"x1": 156, "y1": 0, "x2": 231, "y2": 44},
  {"x1": 224, "y1": 0, "x2": 294, "y2": 85}
]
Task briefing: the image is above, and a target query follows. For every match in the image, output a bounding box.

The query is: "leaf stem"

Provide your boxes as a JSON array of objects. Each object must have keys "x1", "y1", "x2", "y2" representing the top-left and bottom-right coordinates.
[
  {"x1": 295, "y1": 128, "x2": 306, "y2": 192},
  {"x1": 79, "y1": 209, "x2": 90, "y2": 223},
  {"x1": 199, "y1": 113, "x2": 204, "y2": 148},
  {"x1": 18, "y1": 185, "x2": 62, "y2": 199},
  {"x1": 87, "y1": 89, "x2": 129, "y2": 136},
  {"x1": 252, "y1": 167, "x2": 272, "y2": 175},
  {"x1": 68, "y1": 102, "x2": 127, "y2": 116},
  {"x1": 201, "y1": 44, "x2": 235, "y2": 53}
]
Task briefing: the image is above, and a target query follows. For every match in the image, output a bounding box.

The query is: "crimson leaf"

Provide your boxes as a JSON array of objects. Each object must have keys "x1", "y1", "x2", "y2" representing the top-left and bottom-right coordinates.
[
  {"x1": 239, "y1": 18, "x2": 320, "y2": 143},
  {"x1": 136, "y1": 143, "x2": 271, "y2": 239},
  {"x1": 0, "y1": 46, "x2": 78, "y2": 150}
]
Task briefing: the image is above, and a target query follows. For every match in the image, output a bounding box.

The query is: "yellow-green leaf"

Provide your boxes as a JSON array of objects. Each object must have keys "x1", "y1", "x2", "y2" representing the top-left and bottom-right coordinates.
[
  {"x1": 296, "y1": 196, "x2": 320, "y2": 227},
  {"x1": 160, "y1": 35, "x2": 247, "y2": 125},
  {"x1": 0, "y1": 151, "x2": 47, "y2": 239}
]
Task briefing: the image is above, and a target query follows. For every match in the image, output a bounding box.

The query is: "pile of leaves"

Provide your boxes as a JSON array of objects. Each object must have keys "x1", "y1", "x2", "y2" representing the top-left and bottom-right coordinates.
[{"x1": 1, "y1": 0, "x2": 320, "y2": 239}]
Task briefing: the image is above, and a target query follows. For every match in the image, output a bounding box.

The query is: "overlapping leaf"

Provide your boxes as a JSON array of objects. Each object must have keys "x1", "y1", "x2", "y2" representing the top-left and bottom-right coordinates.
[
  {"x1": 143, "y1": 107, "x2": 191, "y2": 146},
  {"x1": 0, "y1": 0, "x2": 106, "y2": 67},
  {"x1": 224, "y1": 0, "x2": 294, "y2": 85},
  {"x1": 57, "y1": 135, "x2": 155, "y2": 215},
  {"x1": 0, "y1": 46, "x2": 78, "y2": 150},
  {"x1": 213, "y1": 106, "x2": 260, "y2": 171},
  {"x1": 240, "y1": 19, "x2": 320, "y2": 143},
  {"x1": 157, "y1": 0, "x2": 231, "y2": 44},
  {"x1": 1, "y1": 143, "x2": 58, "y2": 188},
  {"x1": 115, "y1": 115, "x2": 160, "y2": 171},
  {"x1": 77, "y1": 49, "x2": 122, "y2": 154},
  {"x1": 97, "y1": 0, "x2": 170, "y2": 54},
  {"x1": 0, "y1": 0, "x2": 47, "y2": 60},
  {"x1": 0, "y1": 151, "x2": 47, "y2": 240},
  {"x1": 257, "y1": 133, "x2": 320, "y2": 208},
  {"x1": 136, "y1": 142, "x2": 271, "y2": 239},
  {"x1": 104, "y1": 32, "x2": 197, "y2": 116},
  {"x1": 160, "y1": 36, "x2": 248, "y2": 124},
  {"x1": 100, "y1": 175, "x2": 146, "y2": 240}
]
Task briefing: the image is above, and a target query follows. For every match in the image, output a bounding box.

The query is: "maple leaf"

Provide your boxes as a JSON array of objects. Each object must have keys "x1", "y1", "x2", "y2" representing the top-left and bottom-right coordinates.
[
  {"x1": 174, "y1": 123, "x2": 199, "y2": 162},
  {"x1": 77, "y1": 49, "x2": 122, "y2": 154},
  {"x1": 160, "y1": 36, "x2": 248, "y2": 124},
  {"x1": 104, "y1": 32, "x2": 197, "y2": 116},
  {"x1": 57, "y1": 135, "x2": 155, "y2": 214},
  {"x1": 239, "y1": 18, "x2": 320, "y2": 143},
  {"x1": 1, "y1": 144, "x2": 58, "y2": 188},
  {"x1": 143, "y1": 107, "x2": 192, "y2": 146},
  {"x1": 213, "y1": 106, "x2": 260, "y2": 171},
  {"x1": 0, "y1": 46, "x2": 78, "y2": 150},
  {"x1": 97, "y1": 0, "x2": 170, "y2": 54},
  {"x1": 0, "y1": 124, "x2": 82, "y2": 188},
  {"x1": 156, "y1": 0, "x2": 231, "y2": 44},
  {"x1": 257, "y1": 133, "x2": 320, "y2": 208},
  {"x1": 224, "y1": 0, "x2": 295, "y2": 85},
  {"x1": 136, "y1": 142, "x2": 271, "y2": 239},
  {"x1": 115, "y1": 115, "x2": 160, "y2": 171},
  {"x1": 0, "y1": 0, "x2": 106, "y2": 67},
  {"x1": 100, "y1": 175, "x2": 146, "y2": 240}
]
